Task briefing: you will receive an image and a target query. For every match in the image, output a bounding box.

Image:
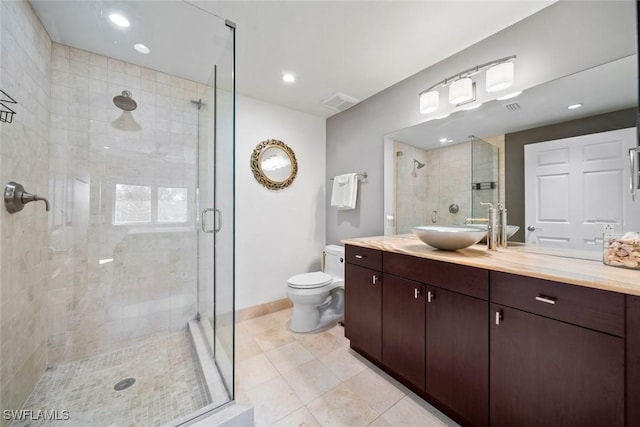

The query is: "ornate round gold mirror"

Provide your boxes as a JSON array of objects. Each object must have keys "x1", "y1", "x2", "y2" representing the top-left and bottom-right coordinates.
[{"x1": 250, "y1": 139, "x2": 298, "y2": 190}]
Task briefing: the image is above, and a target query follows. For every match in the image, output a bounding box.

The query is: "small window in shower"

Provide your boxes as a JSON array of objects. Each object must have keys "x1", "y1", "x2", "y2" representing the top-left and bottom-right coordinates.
[
  {"x1": 114, "y1": 184, "x2": 151, "y2": 224},
  {"x1": 157, "y1": 187, "x2": 188, "y2": 223}
]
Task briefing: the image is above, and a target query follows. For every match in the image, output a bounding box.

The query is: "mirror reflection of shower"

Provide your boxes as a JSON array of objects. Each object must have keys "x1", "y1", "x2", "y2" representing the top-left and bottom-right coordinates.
[{"x1": 412, "y1": 158, "x2": 425, "y2": 177}]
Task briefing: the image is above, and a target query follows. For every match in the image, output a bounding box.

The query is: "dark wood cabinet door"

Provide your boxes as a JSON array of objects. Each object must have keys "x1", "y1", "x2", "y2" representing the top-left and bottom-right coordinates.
[
  {"x1": 345, "y1": 263, "x2": 382, "y2": 361},
  {"x1": 426, "y1": 287, "x2": 488, "y2": 427},
  {"x1": 490, "y1": 304, "x2": 624, "y2": 427},
  {"x1": 626, "y1": 295, "x2": 640, "y2": 426},
  {"x1": 382, "y1": 274, "x2": 425, "y2": 390}
]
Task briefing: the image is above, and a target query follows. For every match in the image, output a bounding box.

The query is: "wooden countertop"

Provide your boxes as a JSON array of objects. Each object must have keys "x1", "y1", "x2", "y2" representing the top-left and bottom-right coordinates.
[{"x1": 342, "y1": 234, "x2": 640, "y2": 296}]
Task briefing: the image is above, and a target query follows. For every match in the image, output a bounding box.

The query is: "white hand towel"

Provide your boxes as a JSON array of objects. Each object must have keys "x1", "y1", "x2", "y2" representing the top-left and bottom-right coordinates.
[{"x1": 330, "y1": 173, "x2": 358, "y2": 210}]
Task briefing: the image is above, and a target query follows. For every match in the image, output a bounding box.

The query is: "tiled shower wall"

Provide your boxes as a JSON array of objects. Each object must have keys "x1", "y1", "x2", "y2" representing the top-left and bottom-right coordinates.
[
  {"x1": 393, "y1": 141, "x2": 472, "y2": 232},
  {"x1": 0, "y1": 0, "x2": 51, "y2": 419},
  {"x1": 393, "y1": 141, "x2": 429, "y2": 234},
  {"x1": 437, "y1": 142, "x2": 472, "y2": 225},
  {"x1": 393, "y1": 138, "x2": 504, "y2": 233},
  {"x1": 47, "y1": 43, "x2": 206, "y2": 364}
]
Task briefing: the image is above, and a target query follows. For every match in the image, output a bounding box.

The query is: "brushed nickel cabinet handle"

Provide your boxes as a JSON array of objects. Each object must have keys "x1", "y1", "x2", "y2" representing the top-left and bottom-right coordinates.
[
  {"x1": 427, "y1": 290, "x2": 434, "y2": 303},
  {"x1": 372, "y1": 275, "x2": 378, "y2": 285},
  {"x1": 495, "y1": 310, "x2": 503, "y2": 325},
  {"x1": 535, "y1": 295, "x2": 557, "y2": 305},
  {"x1": 355, "y1": 254, "x2": 364, "y2": 259}
]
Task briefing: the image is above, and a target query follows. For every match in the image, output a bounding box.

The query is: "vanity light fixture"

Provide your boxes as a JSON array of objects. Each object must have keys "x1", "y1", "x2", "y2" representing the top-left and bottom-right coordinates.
[
  {"x1": 567, "y1": 103, "x2": 583, "y2": 110},
  {"x1": 134, "y1": 43, "x2": 150, "y2": 54},
  {"x1": 420, "y1": 90, "x2": 439, "y2": 114},
  {"x1": 108, "y1": 13, "x2": 130, "y2": 28},
  {"x1": 449, "y1": 77, "x2": 474, "y2": 104},
  {"x1": 486, "y1": 61, "x2": 514, "y2": 92},
  {"x1": 419, "y1": 55, "x2": 516, "y2": 114}
]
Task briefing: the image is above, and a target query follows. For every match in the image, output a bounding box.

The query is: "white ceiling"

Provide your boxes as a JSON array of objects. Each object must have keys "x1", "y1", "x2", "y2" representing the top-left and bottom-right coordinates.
[{"x1": 29, "y1": 1, "x2": 555, "y2": 117}]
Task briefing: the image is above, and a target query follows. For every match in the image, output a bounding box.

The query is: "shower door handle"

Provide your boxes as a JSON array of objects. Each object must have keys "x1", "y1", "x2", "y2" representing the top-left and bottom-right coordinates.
[
  {"x1": 214, "y1": 209, "x2": 223, "y2": 232},
  {"x1": 201, "y1": 208, "x2": 216, "y2": 233}
]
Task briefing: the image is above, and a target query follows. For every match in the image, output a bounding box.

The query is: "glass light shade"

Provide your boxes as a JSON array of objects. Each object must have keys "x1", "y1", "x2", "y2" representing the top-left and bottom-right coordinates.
[
  {"x1": 449, "y1": 78, "x2": 474, "y2": 104},
  {"x1": 486, "y1": 62, "x2": 514, "y2": 92},
  {"x1": 419, "y1": 91, "x2": 439, "y2": 114}
]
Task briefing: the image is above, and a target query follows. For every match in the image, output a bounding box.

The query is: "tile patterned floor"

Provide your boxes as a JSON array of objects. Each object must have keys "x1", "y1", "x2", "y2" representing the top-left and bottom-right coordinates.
[
  {"x1": 235, "y1": 308, "x2": 460, "y2": 427},
  {"x1": 14, "y1": 331, "x2": 209, "y2": 427}
]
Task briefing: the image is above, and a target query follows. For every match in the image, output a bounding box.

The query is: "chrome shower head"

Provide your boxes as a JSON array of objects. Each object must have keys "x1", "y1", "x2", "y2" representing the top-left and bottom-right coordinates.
[
  {"x1": 414, "y1": 159, "x2": 425, "y2": 169},
  {"x1": 113, "y1": 90, "x2": 137, "y2": 111}
]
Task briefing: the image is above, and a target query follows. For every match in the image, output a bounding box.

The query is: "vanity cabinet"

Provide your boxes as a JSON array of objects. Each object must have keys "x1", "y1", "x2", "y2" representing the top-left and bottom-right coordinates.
[
  {"x1": 343, "y1": 239, "x2": 640, "y2": 426},
  {"x1": 344, "y1": 246, "x2": 382, "y2": 361},
  {"x1": 426, "y1": 285, "x2": 488, "y2": 427},
  {"x1": 382, "y1": 251, "x2": 489, "y2": 426},
  {"x1": 382, "y1": 274, "x2": 425, "y2": 390},
  {"x1": 490, "y1": 272, "x2": 625, "y2": 427},
  {"x1": 627, "y1": 296, "x2": 640, "y2": 426}
]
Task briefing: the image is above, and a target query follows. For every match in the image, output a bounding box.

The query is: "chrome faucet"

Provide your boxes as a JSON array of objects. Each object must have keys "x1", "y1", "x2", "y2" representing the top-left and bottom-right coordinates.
[{"x1": 480, "y1": 202, "x2": 497, "y2": 251}]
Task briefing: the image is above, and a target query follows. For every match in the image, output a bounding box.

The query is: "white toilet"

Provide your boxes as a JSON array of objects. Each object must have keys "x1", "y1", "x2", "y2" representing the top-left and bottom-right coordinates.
[{"x1": 287, "y1": 245, "x2": 345, "y2": 333}]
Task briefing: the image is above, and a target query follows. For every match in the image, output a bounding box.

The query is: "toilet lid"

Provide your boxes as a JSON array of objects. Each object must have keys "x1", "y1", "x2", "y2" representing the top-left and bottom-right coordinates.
[{"x1": 287, "y1": 272, "x2": 333, "y2": 289}]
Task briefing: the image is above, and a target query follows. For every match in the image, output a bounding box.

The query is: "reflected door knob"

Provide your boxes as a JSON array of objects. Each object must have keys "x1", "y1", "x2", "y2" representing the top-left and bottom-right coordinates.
[{"x1": 527, "y1": 226, "x2": 536, "y2": 232}]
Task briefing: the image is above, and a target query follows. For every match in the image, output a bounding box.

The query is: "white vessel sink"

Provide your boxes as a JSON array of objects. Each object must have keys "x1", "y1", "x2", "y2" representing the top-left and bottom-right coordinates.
[{"x1": 412, "y1": 225, "x2": 488, "y2": 251}]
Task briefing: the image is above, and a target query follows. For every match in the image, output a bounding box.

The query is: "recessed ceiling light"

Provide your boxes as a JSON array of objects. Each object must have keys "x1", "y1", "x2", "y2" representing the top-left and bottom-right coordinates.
[
  {"x1": 439, "y1": 138, "x2": 448, "y2": 143},
  {"x1": 568, "y1": 103, "x2": 583, "y2": 110},
  {"x1": 282, "y1": 73, "x2": 295, "y2": 83},
  {"x1": 134, "y1": 43, "x2": 150, "y2": 54},
  {"x1": 497, "y1": 91, "x2": 522, "y2": 101},
  {"x1": 108, "y1": 13, "x2": 130, "y2": 28}
]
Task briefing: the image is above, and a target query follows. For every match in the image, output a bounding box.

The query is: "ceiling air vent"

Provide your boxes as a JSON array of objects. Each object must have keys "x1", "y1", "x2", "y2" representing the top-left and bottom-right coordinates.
[
  {"x1": 505, "y1": 102, "x2": 521, "y2": 111},
  {"x1": 321, "y1": 92, "x2": 359, "y2": 112}
]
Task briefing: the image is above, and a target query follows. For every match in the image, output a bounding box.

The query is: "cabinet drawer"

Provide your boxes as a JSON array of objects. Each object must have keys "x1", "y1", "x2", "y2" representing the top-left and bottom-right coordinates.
[
  {"x1": 345, "y1": 245, "x2": 382, "y2": 270},
  {"x1": 383, "y1": 252, "x2": 488, "y2": 300},
  {"x1": 491, "y1": 271, "x2": 624, "y2": 337}
]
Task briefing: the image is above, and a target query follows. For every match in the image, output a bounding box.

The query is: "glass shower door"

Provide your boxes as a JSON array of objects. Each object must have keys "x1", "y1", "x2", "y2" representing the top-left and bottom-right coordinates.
[{"x1": 196, "y1": 21, "x2": 235, "y2": 408}]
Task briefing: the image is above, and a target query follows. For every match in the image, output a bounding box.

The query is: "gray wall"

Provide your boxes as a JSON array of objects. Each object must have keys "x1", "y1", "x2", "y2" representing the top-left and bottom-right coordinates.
[{"x1": 326, "y1": 1, "x2": 637, "y2": 244}]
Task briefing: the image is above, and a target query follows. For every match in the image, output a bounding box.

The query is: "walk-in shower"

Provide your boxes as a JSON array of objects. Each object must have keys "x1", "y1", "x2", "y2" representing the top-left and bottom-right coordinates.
[{"x1": 1, "y1": 1, "x2": 236, "y2": 426}]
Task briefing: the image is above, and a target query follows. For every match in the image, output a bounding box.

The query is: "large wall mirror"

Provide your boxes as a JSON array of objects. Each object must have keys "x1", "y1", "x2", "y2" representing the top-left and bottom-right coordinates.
[{"x1": 384, "y1": 53, "x2": 638, "y2": 259}]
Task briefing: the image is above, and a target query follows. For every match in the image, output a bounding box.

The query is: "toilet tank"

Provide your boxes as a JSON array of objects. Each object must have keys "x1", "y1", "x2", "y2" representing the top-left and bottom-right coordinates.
[{"x1": 323, "y1": 245, "x2": 345, "y2": 279}]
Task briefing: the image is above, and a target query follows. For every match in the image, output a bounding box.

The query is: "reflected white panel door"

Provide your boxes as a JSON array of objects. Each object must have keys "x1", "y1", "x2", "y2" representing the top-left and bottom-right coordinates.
[{"x1": 525, "y1": 127, "x2": 638, "y2": 250}]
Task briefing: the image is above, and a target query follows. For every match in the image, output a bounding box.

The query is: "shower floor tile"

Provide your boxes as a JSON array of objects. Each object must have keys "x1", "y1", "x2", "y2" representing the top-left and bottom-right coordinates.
[{"x1": 14, "y1": 331, "x2": 209, "y2": 427}]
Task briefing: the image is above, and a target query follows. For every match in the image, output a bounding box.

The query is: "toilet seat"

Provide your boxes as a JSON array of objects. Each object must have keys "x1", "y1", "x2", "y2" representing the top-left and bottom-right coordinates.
[{"x1": 287, "y1": 272, "x2": 333, "y2": 289}]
